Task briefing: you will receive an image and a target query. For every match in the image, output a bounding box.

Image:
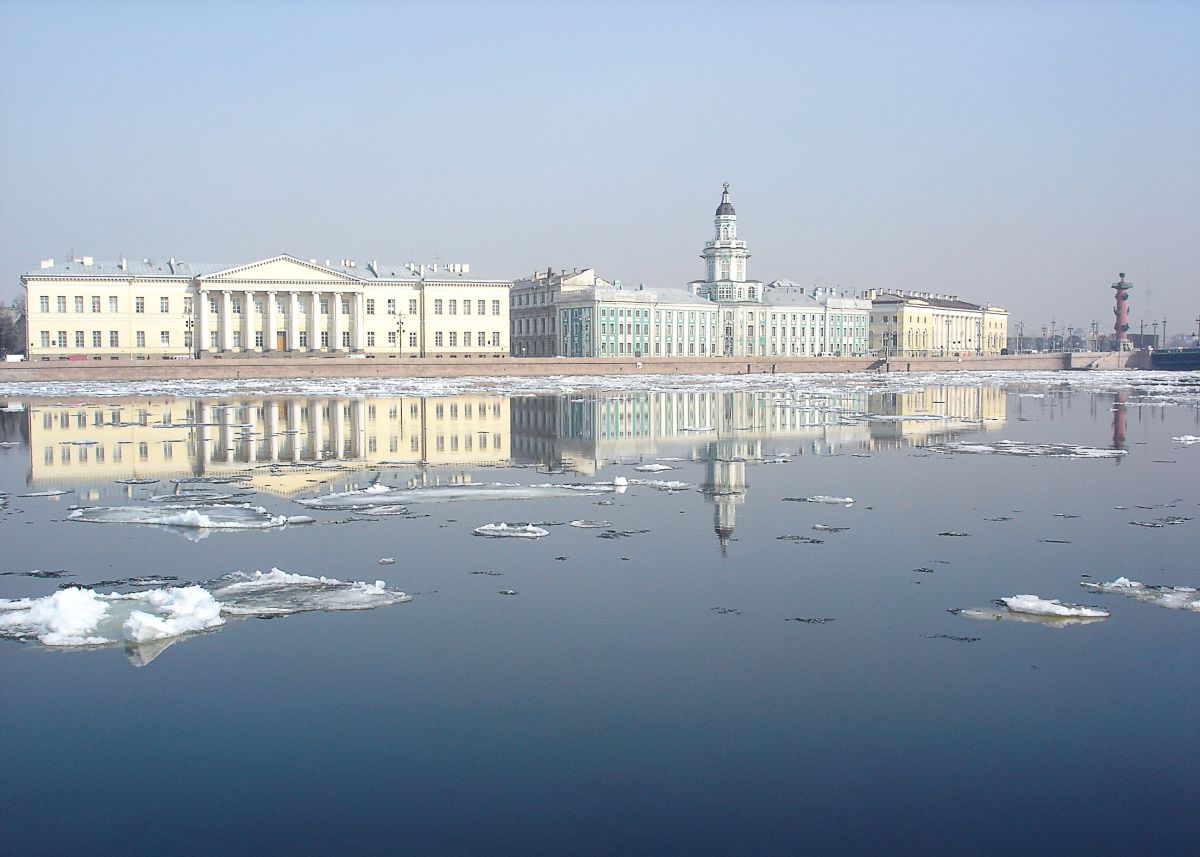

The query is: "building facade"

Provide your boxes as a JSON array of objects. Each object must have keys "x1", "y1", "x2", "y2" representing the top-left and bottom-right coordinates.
[
  {"x1": 21, "y1": 254, "x2": 511, "y2": 360},
  {"x1": 862, "y1": 290, "x2": 1009, "y2": 356},
  {"x1": 510, "y1": 267, "x2": 611, "y2": 357}
]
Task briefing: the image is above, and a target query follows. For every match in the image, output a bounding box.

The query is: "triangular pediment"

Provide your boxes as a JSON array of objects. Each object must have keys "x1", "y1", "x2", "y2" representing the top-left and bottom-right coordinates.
[{"x1": 199, "y1": 255, "x2": 360, "y2": 285}]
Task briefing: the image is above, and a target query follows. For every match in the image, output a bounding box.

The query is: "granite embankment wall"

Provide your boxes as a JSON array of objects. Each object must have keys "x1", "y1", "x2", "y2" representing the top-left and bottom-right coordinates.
[{"x1": 0, "y1": 351, "x2": 1147, "y2": 383}]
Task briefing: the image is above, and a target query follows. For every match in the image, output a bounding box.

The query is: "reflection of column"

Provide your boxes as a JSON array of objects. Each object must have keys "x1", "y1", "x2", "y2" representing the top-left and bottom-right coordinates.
[
  {"x1": 198, "y1": 402, "x2": 212, "y2": 470},
  {"x1": 1112, "y1": 390, "x2": 1127, "y2": 457},
  {"x1": 350, "y1": 399, "x2": 366, "y2": 458},
  {"x1": 242, "y1": 290, "x2": 254, "y2": 352},
  {"x1": 265, "y1": 400, "x2": 279, "y2": 462},
  {"x1": 220, "y1": 291, "x2": 233, "y2": 351},
  {"x1": 332, "y1": 399, "x2": 346, "y2": 459},
  {"x1": 219, "y1": 406, "x2": 235, "y2": 463},
  {"x1": 331, "y1": 292, "x2": 343, "y2": 351},
  {"x1": 309, "y1": 293, "x2": 321, "y2": 351},
  {"x1": 352, "y1": 292, "x2": 366, "y2": 351},
  {"x1": 196, "y1": 292, "x2": 208, "y2": 354},
  {"x1": 286, "y1": 399, "x2": 300, "y2": 462},
  {"x1": 309, "y1": 399, "x2": 324, "y2": 459},
  {"x1": 288, "y1": 292, "x2": 301, "y2": 351},
  {"x1": 265, "y1": 291, "x2": 277, "y2": 352}
]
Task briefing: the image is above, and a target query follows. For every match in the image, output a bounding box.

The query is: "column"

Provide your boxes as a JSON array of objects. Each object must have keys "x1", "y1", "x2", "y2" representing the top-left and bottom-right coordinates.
[
  {"x1": 196, "y1": 291, "x2": 208, "y2": 355},
  {"x1": 220, "y1": 291, "x2": 233, "y2": 351},
  {"x1": 309, "y1": 293, "x2": 321, "y2": 351},
  {"x1": 288, "y1": 292, "x2": 301, "y2": 351},
  {"x1": 332, "y1": 399, "x2": 346, "y2": 459},
  {"x1": 242, "y1": 290, "x2": 254, "y2": 352},
  {"x1": 265, "y1": 291, "x2": 277, "y2": 352},
  {"x1": 331, "y1": 292, "x2": 343, "y2": 352},
  {"x1": 352, "y1": 292, "x2": 366, "y2": 351}
]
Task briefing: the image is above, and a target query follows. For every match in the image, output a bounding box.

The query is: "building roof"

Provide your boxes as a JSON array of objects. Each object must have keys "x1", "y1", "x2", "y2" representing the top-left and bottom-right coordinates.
[
  {"x1": 870, "y1": 292, "x2": 986, "y2": 312},
  {"x1": 715, "y1": 184, "x2": 736, "y2": 216}
]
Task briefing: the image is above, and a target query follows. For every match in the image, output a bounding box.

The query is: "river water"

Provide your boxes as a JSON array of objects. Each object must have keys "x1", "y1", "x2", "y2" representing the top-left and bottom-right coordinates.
[{"x1": 1, "y1": 371, "x2": 1196, "y2": 856}]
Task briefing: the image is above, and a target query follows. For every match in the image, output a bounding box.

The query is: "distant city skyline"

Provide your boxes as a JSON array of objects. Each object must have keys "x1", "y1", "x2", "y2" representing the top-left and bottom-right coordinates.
[{"x1": 1, "y1": 1, "x2": 1196, "y2": 334}]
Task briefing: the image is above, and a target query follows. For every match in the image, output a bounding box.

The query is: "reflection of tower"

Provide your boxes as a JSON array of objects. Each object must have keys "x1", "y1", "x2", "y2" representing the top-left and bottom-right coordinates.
[
  {"x1": 701, "y1": 438, "x2": 748, "y2": 554},
  {"x1": 1112, "y1": 390, "x2": 1127, "y2": 460},
  {"x1": 1112, "y1": 273, "x2": 1133, "y2": 349}
]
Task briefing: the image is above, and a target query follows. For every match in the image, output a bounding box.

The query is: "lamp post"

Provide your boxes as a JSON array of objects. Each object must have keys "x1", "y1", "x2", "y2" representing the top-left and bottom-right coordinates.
[
  {"x1": 1162, "y1": 317, "x2": 1167, "y2": 349},
  {"x1": 1016, "y1": 321, "x2": 1024, "y2": 353},
  {"x1": 945, "y1": 318, "x2": 951, "y2": 356},
  {"x1": 1152, "y1": 321, "x2": 1159, "y2": 349}
]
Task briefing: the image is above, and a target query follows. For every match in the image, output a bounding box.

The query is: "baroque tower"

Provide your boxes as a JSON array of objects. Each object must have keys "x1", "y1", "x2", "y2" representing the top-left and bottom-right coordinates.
[{"x1": 690, "y1": 183, "x2": 763, "y2": 303}]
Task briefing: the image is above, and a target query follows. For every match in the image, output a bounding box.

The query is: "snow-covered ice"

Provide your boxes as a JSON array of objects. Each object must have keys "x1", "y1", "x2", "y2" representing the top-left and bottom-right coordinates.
[
  {"x1": 298, "y1": 482, "x2": 613, "y2": 509},
  {"x1": 930, "y1": 440, "x2": 1126, "y2": 458},
  {"x1": 633, "y1": 463, "x2": 674, "y2": 472},
  {"x1": 472, "y1": 523, "x2": 550, "y2": 539},
  {"x1": 1172, "y1": 435, "x2": 1200, "y2": 445},
  {"x1": 999, "y1": 594, "x2": 1110, "y2": 618},
  {"x1": 69, "y1": 503, "x2": 293, "y2": 530},
  {"x1": 1080, "y1": 577, "x2": 1200, "y2": 611}
]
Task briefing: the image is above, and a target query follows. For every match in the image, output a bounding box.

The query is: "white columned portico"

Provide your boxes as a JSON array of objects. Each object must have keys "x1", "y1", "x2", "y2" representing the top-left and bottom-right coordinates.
[
  {"x1": 265, "y1": 291, "x2": 277, "y2": 352},
  {"x1": 309, "y1": 293, "x2": 321, "y2": 351},
  {"x1": 242, "y1": 290, "x2": 254, "y2": 352},
  {"x1": 331, "y1": 292, "x2": 343, "y2": 351},
  {"x1": 196, "y1": 291, "x2": 208, "y2": 356},
  {"x1": 352, "y1": 293, "x2": 366, "y2": 351},
  {"x1": 220, "y1": 291, "x2": 233, "y2": 351},
  {"x1": 288, "y1": 292, "x2": 301, "y2": 350}
]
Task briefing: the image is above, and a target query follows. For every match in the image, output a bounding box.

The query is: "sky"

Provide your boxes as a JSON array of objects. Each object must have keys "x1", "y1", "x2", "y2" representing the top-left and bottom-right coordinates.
[{"x1": 1, "y1": 0, "x2": 1197, "y2": 335}]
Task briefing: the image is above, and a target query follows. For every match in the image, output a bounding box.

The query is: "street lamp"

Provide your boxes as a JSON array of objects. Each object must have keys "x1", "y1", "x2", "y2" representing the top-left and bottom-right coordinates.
[{"x1": 945, "y1": 318, "x2": 952, "y2": 356}]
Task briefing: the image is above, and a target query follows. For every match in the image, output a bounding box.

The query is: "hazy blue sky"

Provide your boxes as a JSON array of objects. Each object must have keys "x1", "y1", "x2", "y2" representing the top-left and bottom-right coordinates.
[{"x1": 1, "y1": 0, "x2": 1197, "y2": 333}]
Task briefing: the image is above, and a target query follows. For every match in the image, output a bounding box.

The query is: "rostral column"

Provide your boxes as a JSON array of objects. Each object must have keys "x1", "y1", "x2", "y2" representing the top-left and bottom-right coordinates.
[{"x1": 1112, "y1": 273, "x2": 1132, "y2": 348}]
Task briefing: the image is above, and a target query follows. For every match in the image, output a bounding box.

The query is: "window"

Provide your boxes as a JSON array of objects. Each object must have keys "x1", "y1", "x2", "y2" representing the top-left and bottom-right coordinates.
[
  {"x1": 464, "y1": 331, "x2": 472, "y2": 347},
  {"x1": 110, "y1": 296, "x2": 119, "y2": 312},
  {"x1": 478, "y1": 300, "x2": 486, "y2": 315},
  {"x1": 40, "y1": 296, "x2": 50, "y2": 312},
  {"x1": 449, "y1": 332, "x2": 458, "y2": 347},
  {"x1": 449, "y1": 300, "x2": 457, "y2": 315},
  {"x1": 160, "y1": 297, "x2": 169, "y2": 313},
  {"x1": 40, "y1": 331, "x2": 50, "y2": 347},
  {"x1": 183, "y1": 297, "x2": 193, "y2": 314},
  {"x1": 435, "y1": 331, "x2": 444, "y2": 346},
  {"x1": 493, "y1": 331, "x2": 500, "y2": 346},
  {"x1": 209, "y1": 297, "x2": 218, "y2": 314},
  {"x1": 255, "y1": 331, "x2": 264, "y2": 348},
  {"x1": 136, "y1": 331, "x2": 146, "y2": 348},
  {"x1": 492, "y1": 300, "x2": 500, "y2": 315},
  {"x1": 320, "y1": 298, "x2": 329, "y2": 314},
  {"x1": 385, "y1": 298, "x2": 395, "y2": 315},
  {"x1": 57, "y1": 296, "x2": 67, "y2": 313},
  {"x1": 161, "y1": 331, "x2": 170, "y2": 346},
  {"x1": 232, "y1": 297, "x2": 242, "y2": 314},
  {"x1": 409, "y1": 332, "x2": 417, "y2": 347},
  {"x1": 368, "y1": 331, "x2": 376, "y2": 346},
  {"x1": 184, "y1": 331, "x2": 193, "y2": 348},
  {"x1": 320, "y1": 331, "x2": 329, "y2": 347},
  {"x1": 299, "y1": 331, "x2": 308, "y2": 347},
  {"x1": 434, "y1": 300, "x2": 443, "y2": 315},
  {"x1": 233, "y1": 330, "x2": 242, "y2": 348},
  {"x1": 75, "y1": 296, "x2": 84, "y2": 313},
  {"x1": 341, "y1": 331, "x2": 350, "y2": 347},
  {"x1": 340, "y1": 298, "x2": 349, "y2": 314},
  {"x1": 135, "y1": 297, "x2": 145, "y2": 313},
  {"x1": 91, "y1": 296, "x2": 101, "y2": 313},
  {"x1": 92, "y1": 331, "x2": 101, "y2": 348},
  {"x1": 110, "y1": 331, "x2": 119, "y2": 347},
  {"x1": 366, "y1": 299, "x2": 375, "y2": 315},
  {"x1": 210, "y1": 331, "x2": 219, "y2": 348},
  {"x1": 387, "y1": 331, "x2": 396, "y2": 346},
  {"x1": 463, "y1": 300, "x2": 471, "y2": 315},
  {"x1": 409, "y1": 299, "x2": 417, "y2": 314}
]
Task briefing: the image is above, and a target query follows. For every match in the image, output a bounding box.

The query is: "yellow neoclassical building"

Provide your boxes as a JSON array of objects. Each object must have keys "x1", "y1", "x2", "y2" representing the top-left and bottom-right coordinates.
[
  {"x1": 862, "y1": 289, "x2": 1008, "y2": 356},
  {"x1": 21, "y1": 254, "x2": 512, "y2": 360}
]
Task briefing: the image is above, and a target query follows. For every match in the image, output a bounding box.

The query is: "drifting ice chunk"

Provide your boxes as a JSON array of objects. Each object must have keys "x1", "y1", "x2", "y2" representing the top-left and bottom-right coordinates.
[
  {"x1": 931, "y1": 440, "x2": 1125, "y2": 458},
  {"x1": 208, "y1": 568, "x2": 411, "y2": 616},
  {"x1": 1171, "y1": 435, "x2": 1200, "y2": 445},
  {"x1": 20, "y1": 490, "x2": 70, "y2": 497},
  {"x1": 298, "y1": 482, "x2": 613, "y2": 509},
  {"x1": 569, "y1": 520, "x2": 611, "y2": 528},
  {"x1": 69, "y1": 503, "x2": 289, "y2": 530},
  {"x1": 804, "y1": 495, "x2": 855, "y2": 505},
  {"x1": 1080, "y1": 577, "x2": 1200, "y2": 611},
  {"x1": 950, "y1": 607, "x2": 1107, "y2": 627},
  {"x1": 473, "y1": 523, "x2": 550, "y2": 539},
  {"x1": 1000, "y1": 594, "x2": 1109, "y2": 618},
  {"x1": 633, "y1": 463, "x2": 675, "y2": 472}
]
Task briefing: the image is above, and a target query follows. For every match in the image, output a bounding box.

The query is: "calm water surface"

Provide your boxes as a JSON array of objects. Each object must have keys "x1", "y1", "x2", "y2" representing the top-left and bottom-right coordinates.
[{"x1": 1, "y1": 372, "x2": 1197, "y2": 856}]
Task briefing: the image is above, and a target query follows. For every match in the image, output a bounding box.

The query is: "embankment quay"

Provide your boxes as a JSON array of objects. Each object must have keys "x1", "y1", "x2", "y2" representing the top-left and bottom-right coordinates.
[{"x1": 0, "y1": 351, "x2": 1145, "y2": 383}]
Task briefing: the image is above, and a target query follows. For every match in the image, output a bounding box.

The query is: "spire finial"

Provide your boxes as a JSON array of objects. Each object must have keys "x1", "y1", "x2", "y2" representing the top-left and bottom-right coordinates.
[{"x1": 722, "y1": 181, "x2": 730, "y2": 193}]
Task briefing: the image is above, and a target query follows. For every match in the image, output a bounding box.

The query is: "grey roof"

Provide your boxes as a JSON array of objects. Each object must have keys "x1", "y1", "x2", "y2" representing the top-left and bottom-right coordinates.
[
  {"x1": 871, "y1": 292, "x2": 983, "y2": 311},
  {"x1": 24, "y1": 256, "x2": 509, "y2": 285}
]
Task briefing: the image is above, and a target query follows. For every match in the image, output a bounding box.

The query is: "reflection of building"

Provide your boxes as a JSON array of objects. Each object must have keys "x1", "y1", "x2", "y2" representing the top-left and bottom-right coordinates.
[
  {"x1": 22, "y1": 255, "x2": 511, "y2": 359},
  {"x1": 510, "y1": 387, "x2": 1007, "y2": 549},
  {"x1": 25, "y1": 395, "x2": 510, "y2": 496}
]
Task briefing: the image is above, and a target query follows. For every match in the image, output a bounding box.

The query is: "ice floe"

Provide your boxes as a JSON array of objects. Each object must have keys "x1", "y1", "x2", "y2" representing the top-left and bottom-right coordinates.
[
  {"x1": 473, "y1": 523, "x2": 549, "y2": 539},
  {"x1": 633, "y1": 463, "x2": 675, "y2": 472},
  {"x1": 20, "y1": 490, "x2": 71, "y2": 498},
  {"x1": 930, "y1": 440, "x2": 1126, "y2": 458},
  {"x1": 1080, "y1": 577, "x2": 1200, "y2": 611},
  {"x1": 1171, "y1": 435, "x2": 1200, "y2": 445},
  {"x1": 1000, "y1": 594, "x2": 1109, "y2": 618},
  {"x1": 569, "y1": 520, "x2": 612, "y2": 528},
  {"x1": 787, "y1": 495, "x2": 855, "y2": 505},
  {"x1": 68, "y1": 503, "x2": 308, "y2": 532},
  {"x1": 297, "y1": 482, "x2": 613, "y2": 509}
]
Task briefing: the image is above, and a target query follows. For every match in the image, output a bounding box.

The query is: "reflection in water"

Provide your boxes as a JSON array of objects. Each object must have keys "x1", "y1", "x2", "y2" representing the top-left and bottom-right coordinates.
[
  {"x1": 13, "y1": 386, "x2": 1006, "y2": 553},
  {"x1": 1112, "y1": 389, "x2": 1128, "y2": 456}
]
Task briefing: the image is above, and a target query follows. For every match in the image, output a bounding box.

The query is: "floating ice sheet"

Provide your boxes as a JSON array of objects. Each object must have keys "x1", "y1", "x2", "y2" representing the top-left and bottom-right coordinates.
[
  {"x1": 950, "y1": 607, "x2": 1107, "y2": 627},
  {"x1": 298, "y1": 482, "x2": 614, "y2": 509},
  {"x1": 930, "y1": 440, "x2": 1126, "y2": 458},
  {"x1": 999, "y1": 594, "x2": 1109, "y2": 618},
  {"x1": 472, "y1": 523, "x2": 549, "y2": 539},
  {"x1": 1171, "y1": 435, "x2": 1199, "y2": 445},
  {"x1": 633, "y1": 463, "x2": 674, "y2": 472},
  {"x1": 68, "y1": 503, "x2": 305, "y2": 531},
  {"x1": 1080, "y1": 577, "x2": 1200, "y2": 611}
]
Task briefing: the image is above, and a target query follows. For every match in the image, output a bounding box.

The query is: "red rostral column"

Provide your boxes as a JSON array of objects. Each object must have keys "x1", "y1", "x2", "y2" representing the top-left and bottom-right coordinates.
[{"x1": 1112, "y1": 272, "x2": 1132, "y2": 346}]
